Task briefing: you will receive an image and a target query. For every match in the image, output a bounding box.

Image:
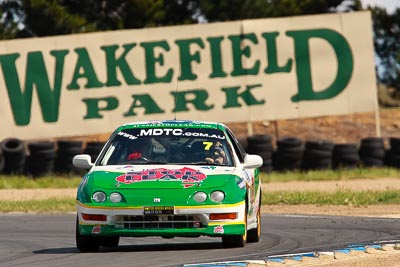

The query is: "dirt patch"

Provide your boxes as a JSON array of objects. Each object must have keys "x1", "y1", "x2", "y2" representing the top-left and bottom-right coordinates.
[
  {"x1": 0, "y1": 188, "x2": 76, "y2": 201},
  {"x1": 263, "y1": 178, "x2": 400, "y2": 192},
  {"x1": 262, "y1": 204, "x2": 400, "y2": 218}
]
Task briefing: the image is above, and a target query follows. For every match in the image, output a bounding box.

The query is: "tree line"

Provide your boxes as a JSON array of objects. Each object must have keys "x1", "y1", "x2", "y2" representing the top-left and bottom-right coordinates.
[{"x1": 0, "y1": 0, "x2": 399, "y2": 92}]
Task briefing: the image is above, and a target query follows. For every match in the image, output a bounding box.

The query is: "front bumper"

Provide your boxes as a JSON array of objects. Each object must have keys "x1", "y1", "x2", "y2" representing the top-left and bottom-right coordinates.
[{"x1": 76, "y1": 201, "x2": 246, "y2": 238}]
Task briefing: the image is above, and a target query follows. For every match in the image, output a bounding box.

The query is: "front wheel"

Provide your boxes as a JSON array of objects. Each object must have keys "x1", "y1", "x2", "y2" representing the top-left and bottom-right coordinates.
[
  {"x1": 100, "y1": 236, "x2": 120, "y2": 247},
  {"x1": 222, "y1": 210, "x2": 247, "y2": 247},
  {"x1": 76, "y1": 217, "x2": 100, "y2": 252},
  {"x1": 247, "y1": 205, "x2": 261, "y2": 242}
]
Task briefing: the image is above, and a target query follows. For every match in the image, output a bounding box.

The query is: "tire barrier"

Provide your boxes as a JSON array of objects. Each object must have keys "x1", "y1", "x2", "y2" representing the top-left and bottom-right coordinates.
[
  {"x1": 1, "y1": 134, "x2": 400, "y2": 176},
  {"x1": 273, "y1": 137, "x2": 304, "y2": 171},
  {"x1": 84, "y1": 141, "x2": 106, "y2": 163},
  {"x1": 55, "y1": 140, "x2": 84, "y2": 174},
  {"x1": 237, "y1": 137, "x2": 248, "y2": 152},
  {"x1": 0, "y1": 145, "x2": 4, "y2": 173},
  {"x1": 358, "y1": 137, "x2": 386, "y2": 167},
  {"x1": 385, "y1": 137, "x2": 400, "y2": 168},
  {"x1": 332, "y1": 143, "x2": 360, "y2": 169},
  {"x1": 26, "y1": 141, "x2": 56, "y2": 177},
  {"x1": 246, "y1": 134, "x2": 273, "y2": 172},
  {"x1": 1, "y1": 138, "x2": 26, "y2": 174},
  {"x1": 301, "y1": 140, "x2": 334, "y2": 171}
]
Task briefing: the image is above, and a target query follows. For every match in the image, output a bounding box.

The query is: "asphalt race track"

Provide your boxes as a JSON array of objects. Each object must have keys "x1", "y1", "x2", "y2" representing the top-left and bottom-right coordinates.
[{"x1": 0, "y1": 214, "x2": 399, "y2": 267}]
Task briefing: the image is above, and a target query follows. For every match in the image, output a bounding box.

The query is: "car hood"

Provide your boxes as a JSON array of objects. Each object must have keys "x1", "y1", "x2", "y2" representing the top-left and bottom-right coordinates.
[{"x1": 89, "y1": 165, "x2": 236, "y2": 189}]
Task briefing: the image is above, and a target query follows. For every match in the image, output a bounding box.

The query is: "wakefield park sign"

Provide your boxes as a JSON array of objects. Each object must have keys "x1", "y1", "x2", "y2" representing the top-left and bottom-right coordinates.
[{"x1": 0, "y1": 11, "x2": 377, "y2": 139}]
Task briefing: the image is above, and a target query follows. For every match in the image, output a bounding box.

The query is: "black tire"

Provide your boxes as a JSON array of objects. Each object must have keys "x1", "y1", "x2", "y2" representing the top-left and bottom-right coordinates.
[
  {"x1": 247, "y1": 143, "x2": 273, "y2": 153},
  {"x1": 57, "y1": 140, "x2": 83, "y2": 150},
  {"x1": 303, "y1": 149, "x2": 332, "y2": 160},
  {"x1": 0, "y1": 151, "x2": 4, "y2": 173},
  {"x1": 359, "y1": 147, "x2": 385, "y2": 158},
  {"x1": 84, "y1": 142, "x2": 105, "y2": 162},
  {"x1": 360, "y1": 137, "x2": 385, "y2": 149},
  {"x1": 273, "y1": 138, "x2": 304, "y2": 171},
  {"x1": 26, "y1": 142, "x2": 56, "y2": 177},
  {"x1": 1, "y1": 138, "x2": 26, "y2": 174},
  {"x1": 247, "y1": 198, "x2": 261, "y2": 243},
  {"x1": 385, "y1": 152, "x2": 400, "y2": 168},
  {"x1": 333, "y1": 143, "x2": 358, "y2": 154},
  {"x1": 76, "y1": 217, "x2": 100, "y2": 252},
  {"x1": 27, "y1": 141, "x2": 55, "y2": 153},
  {"x1": 305, "y1": 140, "x2": 334, "y2": 151},
  {"x1": 1, "y1": 138, "x2": 25, "y2": 154},
  {"x1": 247, "y1": 134, "x2": 272, "y2": 143},
  {"x1": 360, "y1": 157, "x2": 384, "y2": 167},
  {"x1": 332, "y1": 143, "x2": 360, "y2": 169},
  {"x1": 276, "y1": 147, "x2": 304, "y2": 159},
  {"x1": 31, "y1": 149, "x2": 57, "y2": 160},
  {"x1": 302, "y1": 147, "x2": 333, "y2": 171},
  {"x1": 389, "y1": 137, "x2": 400, "y2": 153},
  {"x1": 99, "y1": 236, "x2": 120, "y2": 247},
  {"x1": 237, "y1": 137, "x2": 248, "y2": 151},
  {"x1": 277, "y1": 137, "x2": 302, "y2": 149},
  {"x1": 222, "y1": 231, "x2": 246, "y2": 248},
  {"x1": 222, "y1": 206, "x2": 247, "y2": 248},
  {"x1": 56, "y1": 140, "x2": 84, "y2": 174}
]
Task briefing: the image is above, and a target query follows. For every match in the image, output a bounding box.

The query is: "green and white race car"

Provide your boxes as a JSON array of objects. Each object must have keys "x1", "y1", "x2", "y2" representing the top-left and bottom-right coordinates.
[{"x1": 73, "y1": 120, "x2": 263, "y2": 252}]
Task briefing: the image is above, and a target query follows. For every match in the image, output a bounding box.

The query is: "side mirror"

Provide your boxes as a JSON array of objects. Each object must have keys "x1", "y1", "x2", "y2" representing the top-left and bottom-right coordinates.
[
  {"x1": 244, "y1": 154, "x2": 263, "y2": 169},
  {"x1": 73, "y1": 154, "x2": 93, "y2": 170}
]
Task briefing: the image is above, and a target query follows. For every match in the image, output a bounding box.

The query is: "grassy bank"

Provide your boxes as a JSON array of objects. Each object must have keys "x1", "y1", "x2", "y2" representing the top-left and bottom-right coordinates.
[
  {"x1": 264, "y1": 190, "x2": 400, "y2": 205},
  {"x1": 260, "y1": 167, "x2": 400, "y2": 183},
  {"x1": 0, "y1": 175, "x2": 81, "y2": 189},
  {"x1": 0, "y1": 198, "x2": 76, "y2": 214},
  {"x1": 1, "y1": 167, "x2": 399, "y2": 189},
  {"x1": 1, "y1": 190, "x2": 400, "y2": 214}
]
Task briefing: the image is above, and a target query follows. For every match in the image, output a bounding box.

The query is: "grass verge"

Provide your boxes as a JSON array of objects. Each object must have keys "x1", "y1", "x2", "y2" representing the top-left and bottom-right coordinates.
[
  {"x1": 263, "y1": 190, "x2": 400, "y2": 205},
  {"x1": 0, "y1": 175, "x2": 81, "y2": 189},
  {"x1": 1, "y1": 167, "x2": 399, "y2": 189},
  {"x1": 260, "y1": 167, "x2": 400, "y2": 183},
  {"x1": 1, "y1": 190, "x2": 400, "y2": 214},
  {"x1": 0, "y1": 198, "x2": 76, "y2": 214}
]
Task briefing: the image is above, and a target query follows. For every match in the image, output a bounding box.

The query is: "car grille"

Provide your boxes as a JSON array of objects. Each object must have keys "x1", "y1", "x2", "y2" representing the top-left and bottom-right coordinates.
[{"x1": 114, "y1": 215, "x2": 202, "y2": 229}]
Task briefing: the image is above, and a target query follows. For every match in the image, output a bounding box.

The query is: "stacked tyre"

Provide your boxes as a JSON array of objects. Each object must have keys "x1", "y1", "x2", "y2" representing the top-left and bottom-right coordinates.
[
  {"x1": 0, "y1": 143, "x2": 4, "y2": 173},
  {"x1": 84, "y1": 141, "x2": 106, "y2": 163},
  {"x1": 237, "y1": 137, "x2": 248, "y2": 152},
  {"x1": 332, "y1": 143, "x2": 360, "y2": 169},
  {"x1": 55, "y1": 140, "x2": 84, "y2": 174},
  {"x1": 385, "y1": 137, "x2": 400, "y2": 168},
  {"x1": 358, "y1": 137, "x2": 385, "y2": 167},
  {"x1": 1, "y1": 138, "x2": 26, "y2": 174},
  {"x1": 273, "y1": 137, "x2": 303, "y2": 171},
  {"x1": 301, "y1": 140, "x2": 334, "y2": 171},
  {"x1": 246, "y1": 134, "x2": 273, "y2": 172},
  {"x1": 26, "y1": 141, "x2": 56, "y2": 177}
]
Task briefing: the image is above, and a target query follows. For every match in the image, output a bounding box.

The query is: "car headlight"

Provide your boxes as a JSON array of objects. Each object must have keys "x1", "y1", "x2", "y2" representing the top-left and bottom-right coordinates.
[
  {"x1": 110, "y1": 192, "x2": 122, "y2": 203},
  {"x1": 92, "y1": 191, "x2": 106, "y2": 202},
  {"x1": 210, "y1": 190, "x2": 225, "y2": 202},
  {"x1": 193, "y1": 191, "x2": 207, "y2": 203}
]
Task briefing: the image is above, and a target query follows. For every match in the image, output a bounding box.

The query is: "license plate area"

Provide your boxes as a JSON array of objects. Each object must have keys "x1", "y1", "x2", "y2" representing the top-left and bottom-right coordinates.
[{"x1": 143, "y1": 206, "x2": 174, "y2": 215}]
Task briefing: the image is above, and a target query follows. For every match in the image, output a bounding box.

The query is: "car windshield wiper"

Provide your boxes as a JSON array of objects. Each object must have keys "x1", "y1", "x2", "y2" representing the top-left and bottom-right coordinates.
[
  {"x1": 190, "y1": 162, "x2": 226, "y2": 166},
  {"x1": 141, "y1": 161, "x2": 167, "y2": 164}
]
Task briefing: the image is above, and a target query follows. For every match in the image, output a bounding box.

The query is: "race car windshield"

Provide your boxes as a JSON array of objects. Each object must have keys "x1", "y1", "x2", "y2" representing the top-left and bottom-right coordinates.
[{"x1": 98, "y1": 128, "x2": 234, "y2": 166}]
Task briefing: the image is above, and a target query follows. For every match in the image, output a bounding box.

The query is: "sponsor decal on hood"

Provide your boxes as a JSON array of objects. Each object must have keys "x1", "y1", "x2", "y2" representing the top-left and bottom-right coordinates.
[{"x1": 115, "y1": 167, "x2": 207, "y2": 188}]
